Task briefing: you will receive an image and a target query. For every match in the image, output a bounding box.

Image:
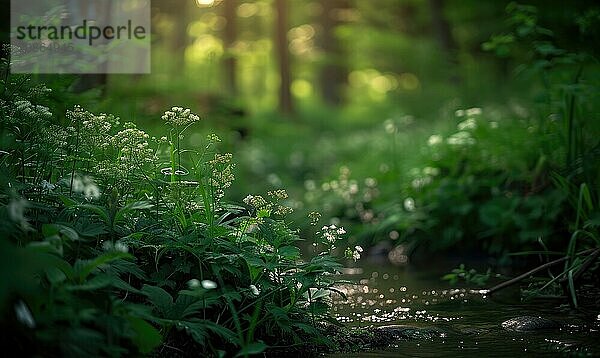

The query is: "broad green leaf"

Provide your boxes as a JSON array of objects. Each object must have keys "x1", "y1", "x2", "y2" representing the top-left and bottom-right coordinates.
[
  {"x1": 141, "y1": 285, "x2": 174, "y2": 315},
  {"x1": 114, "y1": 201, "x2": 154, "y2": 224},
  {"x1": 277, "y1": 245, "x2": 300, "y2": 259},
  {"x1": 235, "y1": 342, "x2": 267, "y2": 357},
  {"x1": 77, "y1": 251, "x2": 133, "y2": 281},
  {"x1": 127, "y1": 317, "x2": 162, "y2": 354},
  {"x1": 67, "y1": 274, "x2": 112, "y2": 291}
]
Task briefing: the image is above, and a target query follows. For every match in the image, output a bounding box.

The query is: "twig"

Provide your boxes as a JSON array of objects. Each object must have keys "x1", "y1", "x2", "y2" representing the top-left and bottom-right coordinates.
[
  {"x1": 559, "y1": 248, "x2": 600, "y2": 284},
  {"x1": 487, "y1": 248, "x2": 596, "y2": 295}
]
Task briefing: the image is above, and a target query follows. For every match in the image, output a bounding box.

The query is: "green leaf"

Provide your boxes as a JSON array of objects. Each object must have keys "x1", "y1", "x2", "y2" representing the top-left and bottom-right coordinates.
[
  {"x1": 58, "y1": 194, "x2": 78, "y2": 207},
  {"x1": 141, "y1": 285, "x2": 174, "y2": 315},
  {"x1": 46, "y1": 266, "x2": 67, "y2": 284},
  {"x1": 75, "y1": 204, "x2": 111, "y2": 225},
  {"x1": 306, "y1": 288, "x2": 330, "y2": 300},
  {"x1": 67, "y1": 274, "x2": 112, "y2": 291},
  {"x1": 567, "y1": 270, "x2": 578, "y2": 308},
  {"x1": 580, "y1": 183, "x2": 593, "y2": 211},
  {"x1": 43, "y1": 224, "x2": 80, "y2": 241},
  {"x1": 28, "y1": 235, "x2": 63, "y2": 256},
  {"x1": 75, "y1": 221, "x2": 108, "y2": 237},
  {"x1": 77, "y1": 251, "x2": 133, "y2": 281},
  {"x1": 182, "y1": 319, "x2": 238, "y2": 346},
  {"x1": 128, "y1": 317, "x2": 162, "y2": 354},
  {"x1": 235, "y1": 342, "x2": 267, "y2": 357},
  {"x1": 277, "y1": 245, "x2": 300, "y2": 259},
  {"x1": 114, "y1": 201, "x2": 154, "y2": 224}
]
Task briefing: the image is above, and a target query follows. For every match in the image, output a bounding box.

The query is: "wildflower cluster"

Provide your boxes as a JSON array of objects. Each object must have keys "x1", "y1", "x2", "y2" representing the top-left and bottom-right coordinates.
[
  {"x1": 409, "y1": 166, "x2": 440, "y2": 189},
  {"x1": 243, "y1": 189, "x2": 293, "y2": 216},
  {"x1": 447, "y1": 130, "x2": 476, "y2": 146},
  {"x1": 206, "y1": 133, "x2": 221, "y2": 143},
  {"x1": 427, "y1": 134, "x2": 443, "y2": 146},
  {"x1": 316, "y1": 224, "x2": 347, "y2": 251},
  {"x1": 0, "y1": 66, "x2": 357, "y2": 356},
  {"x1": 305, "y1": 167, "x2": 380, "y2": 227},
  {"x1": 446, "y1": 108, "x2": 481, "y2": 146},
  {"x1": 320, "y1": 166, "x2": 359, "y2": 203},
  {"x1": 14, "y1": 100, "x2": 52, "y2": 122},
  {"x1": 458, "y1": 117, "x2": 477, "y2": 131},
  {"x1": 68, "y1": 174, "x2": 101, "y2": 200},
  {"x1": 308, "y1": 211, "x2": 321, "y2": 225},
  {"x1": 80, "y1": 113, "x2": 120, "y2": 149},
  {"x1": 243, "y1": 194, "x2": 268, "y2": 209},
  {"x1": 102, "y1": 240, "x2": 129, "y2": 253},
  {"x1": 344, "y1": 245, "x2": 363, "y2": 262},
  {"x1": 38, "y1": 124, "x2": 70, "y2": 153},
  {"x1": 455, "y1": 107, "x2": 482, "y2": 117},
  {"x1": 161, "y1": 106, "x2": 201, "y2": 127},
  {"x1": 97, "y1": 123, "x2": 157, "y2": 178},
  {"x1": 209, "y1": 153, "x2": 235, "y2": 194}
]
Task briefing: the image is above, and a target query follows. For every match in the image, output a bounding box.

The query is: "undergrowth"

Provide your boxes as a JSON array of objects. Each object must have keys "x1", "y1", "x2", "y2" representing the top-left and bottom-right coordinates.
[{"x1": 0, "y1": 53, "x2": 359, "y2": 357}]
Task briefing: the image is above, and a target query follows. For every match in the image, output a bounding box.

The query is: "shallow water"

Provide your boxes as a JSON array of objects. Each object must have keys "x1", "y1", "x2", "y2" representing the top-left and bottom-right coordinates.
[{"x1": 327, "y1": 262, "x2": 600, "y2": 357}]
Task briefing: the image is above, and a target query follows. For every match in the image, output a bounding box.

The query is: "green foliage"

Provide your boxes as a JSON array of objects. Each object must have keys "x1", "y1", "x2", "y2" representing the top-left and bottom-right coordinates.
[
  {"x1": 0, "y1": 59, "x2": 354, "y2": 356},
  {"x1": 477, "y1": 2, "x2": 599, "y2": 305},
  {"x1": 442, "y1": 264, "x2": 492, "y2": 286},
  {"x1": 279, "y1": 2, "x2": 599, "y2": 278}
]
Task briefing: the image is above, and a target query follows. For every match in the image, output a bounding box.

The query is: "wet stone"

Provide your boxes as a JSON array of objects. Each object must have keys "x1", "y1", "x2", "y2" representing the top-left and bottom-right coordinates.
[
  {"x1": 376, "y1": 325, "x2": 447, "y2": 340},
  {"x1": 501, "y1": 316, "x2": 562, "y2": 331},
  {"x1": 454, "y1": 325, "x2": 490, "y2": 336}
]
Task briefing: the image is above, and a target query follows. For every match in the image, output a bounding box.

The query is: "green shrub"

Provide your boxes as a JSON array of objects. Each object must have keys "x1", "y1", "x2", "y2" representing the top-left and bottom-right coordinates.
[{"x1": 0, "y1": 59, "x2": 356, "y2": 356}]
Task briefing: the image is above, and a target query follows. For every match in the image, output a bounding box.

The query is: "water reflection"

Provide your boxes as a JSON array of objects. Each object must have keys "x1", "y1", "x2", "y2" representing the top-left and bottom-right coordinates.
[{"x1": 327, "y1": 263, "x2": 600, "y2": 357}]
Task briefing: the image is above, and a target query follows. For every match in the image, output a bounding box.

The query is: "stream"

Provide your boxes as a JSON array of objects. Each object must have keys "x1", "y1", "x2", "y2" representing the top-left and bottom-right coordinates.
[{"x1": 326, "y1": 261, "x2": 600, "y2": 357}]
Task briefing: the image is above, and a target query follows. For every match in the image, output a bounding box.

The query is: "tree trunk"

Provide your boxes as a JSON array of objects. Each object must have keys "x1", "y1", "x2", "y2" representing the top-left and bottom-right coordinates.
[
  {"x1": 223, "y1": 0, "x2": 237, "y2": 96},
  {"x1": 171, "y1": 1, "x2": 189, "y2": 74},
  {"x1": 318, "y1": 0, "x2": 349, "y2": 106},
  {"x1": 428, "y1": 0, "x2": 459, "y2": 83},
  {"x1": 274, "y1": 0, "x2": 293, "y2": 115},
  {"x1": 68, "y1": 0, "x2": 109, "y2": 93},
  {"x1": 428, "y1": 0, "x2": 456, "y2": 54}
]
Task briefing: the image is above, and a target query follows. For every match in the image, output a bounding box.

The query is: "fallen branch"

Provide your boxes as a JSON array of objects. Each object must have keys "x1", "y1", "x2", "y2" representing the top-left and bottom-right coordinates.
[
  {"x1": 559, "y1": 248, "x2": 600, "y2": 285},
  {"x1": 487, "y1": 248, "x2": 596, "y2": 295}
]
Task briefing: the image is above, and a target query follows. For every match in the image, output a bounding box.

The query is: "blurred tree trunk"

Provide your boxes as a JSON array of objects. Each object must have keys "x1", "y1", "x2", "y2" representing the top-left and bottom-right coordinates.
[
  {"x1": 152, "y1": 0, "x2": 189, "y2": 74},
  {"x1": 428, "y1": 0, "x2": 459, "y2": 82},
  {"x1": 428, "y1": 0, "x2": 456, "y2": 54},
  {"x1": 67, "y1": 0, "x2": 109, "y2": 94},
  {"x1": 170, "y1": 1, "x2": 189, "y2": 74},
  {"x1": 223, "y1": 0, "x2": 237, "y2": 96},
  {"x1": 318, "y1": 0, "x2": 349, "y2": 106},
  {"x1": 274, "y1": 0, "x2": 293, "y2": 115}
]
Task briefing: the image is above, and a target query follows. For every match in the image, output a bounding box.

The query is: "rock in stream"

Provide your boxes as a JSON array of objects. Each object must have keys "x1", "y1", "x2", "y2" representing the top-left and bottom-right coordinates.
[{"x1": 501, "y1": 316, "x2": 562, "y2": 331}]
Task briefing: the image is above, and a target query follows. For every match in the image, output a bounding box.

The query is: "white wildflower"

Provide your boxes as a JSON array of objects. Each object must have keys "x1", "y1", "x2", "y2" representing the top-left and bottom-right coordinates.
[
  {"x1": 114, "y1": 242, "x2": 129, "y2": 253},
  {"x1": 427, "y1": 134, "x2": 443, "y2": 146},
  {"x1": 162, "y1": 106, "x2": 201, "y2": 127},
  {"x1": 14, "y1": 301, "x2": 35, "y2": 328},
  {"x1": 457, "y1": 118, "x2": 477, "y2": 131},
  {"x1": 404, "y1": 197, "x2": 416, "y2": 212},
  {"x1": 466, "y1": 107, "x2": 482, "y2": 116},
  {"x1": 447, "y1": 131, "x2": 476, "y2": 146},
  {"x1": 188, "y1": 279, "x2": 201, "y2": 289},
  {"x1": 40, "y1": 180, "x2": 55, "y2": 191},
  {"x1": 201, "y1": 280, "x2": 217, "y2": 289}
]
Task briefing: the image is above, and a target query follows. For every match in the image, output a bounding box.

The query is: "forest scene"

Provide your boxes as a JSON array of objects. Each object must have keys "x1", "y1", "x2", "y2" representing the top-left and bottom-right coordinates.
[{"x1": 1, "y1": 0, "x2": 599, "y2": 356}]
